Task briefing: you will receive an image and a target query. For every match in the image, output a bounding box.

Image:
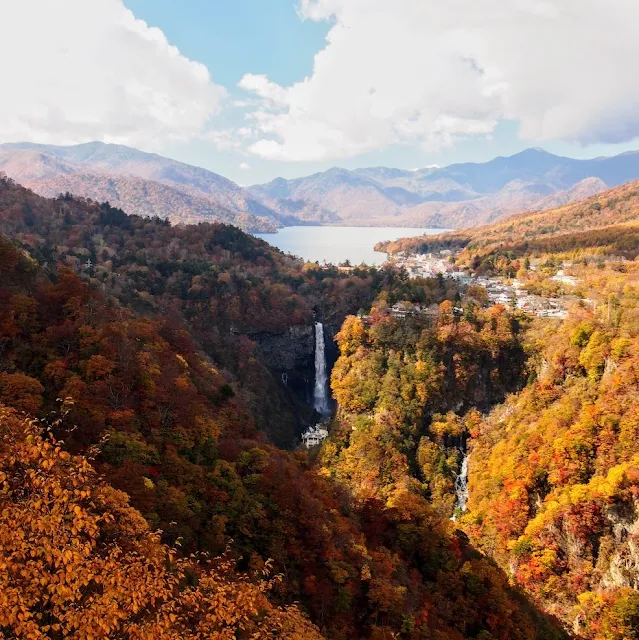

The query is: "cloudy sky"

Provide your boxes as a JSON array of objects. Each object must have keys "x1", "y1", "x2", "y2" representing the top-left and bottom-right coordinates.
[{"x1": 2, "y1": 0, "x2": 639, "y2": 183}]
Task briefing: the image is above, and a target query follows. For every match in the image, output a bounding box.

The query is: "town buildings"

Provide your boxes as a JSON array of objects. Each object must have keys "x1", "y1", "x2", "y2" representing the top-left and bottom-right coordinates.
[{"x1": 388, "y1": 251, "x2": 575, "y2": 320}]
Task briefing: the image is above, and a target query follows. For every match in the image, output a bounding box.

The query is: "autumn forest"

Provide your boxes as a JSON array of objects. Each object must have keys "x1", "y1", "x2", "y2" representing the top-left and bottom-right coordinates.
[{"x1": 0, "y1": 172, "x2": 638, "y2": 639}]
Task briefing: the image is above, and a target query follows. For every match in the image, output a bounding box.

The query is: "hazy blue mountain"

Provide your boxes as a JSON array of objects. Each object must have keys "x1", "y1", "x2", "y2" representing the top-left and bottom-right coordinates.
[
  {"x1": 3, "y1": 142, "x2": 639, "y2": 230},
  {"x1": 250, "y1": 148, "x2": 639, "y2": 228},
  {"x1": 0, "y1": 142, "x2": 283, "y2": 231},
  {"x1": 428, "y1": 148, "x2": 639, "y2": 192}
]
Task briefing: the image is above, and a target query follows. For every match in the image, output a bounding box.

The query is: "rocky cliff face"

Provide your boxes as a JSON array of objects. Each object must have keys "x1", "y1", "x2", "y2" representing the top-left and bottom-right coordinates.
[
  {"x1": 248, "y1": 323, "x2": 341, "y2": 445},
  {"x1": 251, "y1": 325, "x2": 316, "y2": 405},
  {"x1": 247, "y1": 325, "x2": 318, "y2": 449},
  {"x1": 599, "y1": 499, "x2": 639, "y2": 590}
]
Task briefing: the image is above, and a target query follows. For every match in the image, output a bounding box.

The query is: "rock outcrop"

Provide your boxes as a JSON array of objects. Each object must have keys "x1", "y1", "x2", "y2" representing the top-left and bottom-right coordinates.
[{"x1": 250, "y1": 324, "x2": 316, "y2": 405}]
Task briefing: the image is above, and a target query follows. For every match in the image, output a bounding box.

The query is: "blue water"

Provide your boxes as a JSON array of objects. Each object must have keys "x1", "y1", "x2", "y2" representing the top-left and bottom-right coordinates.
[{"x1": 255, "y1": 226, "x2": 445, "y2": 266}]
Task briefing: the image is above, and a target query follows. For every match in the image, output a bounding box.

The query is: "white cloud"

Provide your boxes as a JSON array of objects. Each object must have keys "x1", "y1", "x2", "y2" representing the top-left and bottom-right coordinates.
[
  {"x1": 238, "y1": 74, "x2": 289, "y2": 104},
  {"x1": 0, "y1": 0, "x2": 226, "y2": 149},
  {"x1": 239, "y1": 162, "x2": 251, "y2": 170},
  {"x1": 205, "y1": 129, "x2": 243, "y2": 151},
  {"x1": 239, "y1": 0, "x2": 639, "y2": 161}
]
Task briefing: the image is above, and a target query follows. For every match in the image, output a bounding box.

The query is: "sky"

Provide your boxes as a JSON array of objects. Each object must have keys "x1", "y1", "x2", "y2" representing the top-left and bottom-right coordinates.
[{"x1": 2, "y1": 0, "x2": 639, "y2": 184}]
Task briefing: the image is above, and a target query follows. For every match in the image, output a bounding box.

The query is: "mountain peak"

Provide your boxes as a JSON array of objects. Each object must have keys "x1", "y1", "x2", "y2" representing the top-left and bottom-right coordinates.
[
  {"x1": 0, "y1": 142, "x2": 281, "y2": 231},
  {"x1": 514, "y1": 147, "x2": 556, "y2": 157}
]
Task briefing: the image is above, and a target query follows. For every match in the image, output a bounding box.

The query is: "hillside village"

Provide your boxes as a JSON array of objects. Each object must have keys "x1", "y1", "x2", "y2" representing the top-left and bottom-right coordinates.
[{"x1": 386, "y1": 250, "x2": 584, "y2": 319}]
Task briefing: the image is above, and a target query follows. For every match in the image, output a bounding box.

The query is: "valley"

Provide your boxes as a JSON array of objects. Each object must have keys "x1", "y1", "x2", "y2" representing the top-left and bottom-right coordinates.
[
  {"x1": 0, "y1": 174, "x2": 569, "y2": 639},
  {"x1": 1, "y1": 169, "x2": 639, "y2": 638},
  {"x1": 3, "y1": 2, "x2": 639, "y2": 637}
]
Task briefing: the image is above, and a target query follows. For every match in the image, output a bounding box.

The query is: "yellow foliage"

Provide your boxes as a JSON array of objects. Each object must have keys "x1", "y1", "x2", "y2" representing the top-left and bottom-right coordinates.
[{"x1": 0, "y1": 405, "x2": 321, "y2": 639}]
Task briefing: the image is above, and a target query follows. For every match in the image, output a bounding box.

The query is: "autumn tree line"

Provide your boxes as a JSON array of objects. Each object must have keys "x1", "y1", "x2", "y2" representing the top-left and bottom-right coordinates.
[
  {"x1": 353, "y1": 180, "x2": 639, "y2": 638},
  {"x1": 0, "y1": 176, "x2": 567, "y2": 638},
  {"x1": 3, "y1": 172, "x2": 639, "y2": 638}
]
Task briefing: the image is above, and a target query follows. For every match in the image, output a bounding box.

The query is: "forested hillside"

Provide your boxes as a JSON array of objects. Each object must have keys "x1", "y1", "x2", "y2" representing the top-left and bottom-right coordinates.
[
  {"x1": 323, "y1": 300, "x2": 526, "y2": 513},
  {"x1": 377, "y1": 179, "x2": 639, "y2": 260},
  {"x1": 0, "y1": 173, "x2": 387, "y2": 446},
  {"x1": 358, "y1": 184, "x2": 639, "y2": 637},
  {"x1": 464, "y1": 261, "x2": 639, "y2": 638},
  {"x1": 0, "y1": 143, "x2": 283, "y2": 232},
  {"x1": 321, "y1": 277, "x2": 639, "y2": 637},
  {"x1": 0, "y1": 405, "x2": 322, "y2": 638},
  {"x1": 0, "y1": 177, "x2": 565, "y2": 638}
]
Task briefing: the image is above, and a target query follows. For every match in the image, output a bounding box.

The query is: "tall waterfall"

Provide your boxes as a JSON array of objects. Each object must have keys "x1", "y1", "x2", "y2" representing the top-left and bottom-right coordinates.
[
  {"x1": 313, "y1": 322, "x2": 330, "y2": 415},
  {"x1": 452, "y1": 451, "x2": 469, "y2": 521}
]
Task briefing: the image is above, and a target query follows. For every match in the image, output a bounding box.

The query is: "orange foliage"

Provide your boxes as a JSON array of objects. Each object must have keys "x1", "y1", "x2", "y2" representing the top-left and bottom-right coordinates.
[{"x1": 0, "y1": 405, "x2": 321, "y2": 639}]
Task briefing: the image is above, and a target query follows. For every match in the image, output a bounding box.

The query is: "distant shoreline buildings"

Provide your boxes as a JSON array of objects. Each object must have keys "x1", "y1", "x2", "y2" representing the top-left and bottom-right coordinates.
[{"x1": 387, "y1": 250, "x2": 576, "y2": 320}]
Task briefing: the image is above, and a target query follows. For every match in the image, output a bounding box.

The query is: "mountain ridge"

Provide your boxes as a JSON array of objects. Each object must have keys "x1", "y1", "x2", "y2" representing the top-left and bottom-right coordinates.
[
  {"x1": 3, "y1": 142, "x2": 639, "y2": 230},
  {"x1": 376, "y1": 177, "x2": 639, "y2": 257},
  {"x1": 0, "y1": 142, "x2": 283, "y2": 232},
  {"x1": 250, "y1": 147, "x2": 639, "y2": 228}
]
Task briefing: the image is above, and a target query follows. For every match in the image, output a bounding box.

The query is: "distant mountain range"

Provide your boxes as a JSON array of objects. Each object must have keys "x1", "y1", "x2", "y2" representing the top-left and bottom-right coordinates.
[
  {"x1": 249, "y1": 148, "x2": 639, "y2": 228},
  {"x1": 2, "y1": 142, "x2": 639, "y2": 231},
  {"x1": 0, "y1": 142, "x2": 283, "y2": 232},
  {"x1": 376, "y1": 178, "x2": 639, "y2": 257}
]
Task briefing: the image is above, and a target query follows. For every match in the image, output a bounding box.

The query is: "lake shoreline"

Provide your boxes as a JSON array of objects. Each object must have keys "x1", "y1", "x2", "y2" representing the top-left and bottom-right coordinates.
[
  {"x1": 260, "y1": 223, "x2": 453, "y2": 235},
  {"x1": 255, "y1": 226, "x2": 450, "y2": 266}
]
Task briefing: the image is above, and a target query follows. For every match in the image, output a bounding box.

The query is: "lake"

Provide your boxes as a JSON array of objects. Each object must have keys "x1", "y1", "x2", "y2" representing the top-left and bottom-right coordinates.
[{"x1": 255, "y1": 226, "x2": 446, "y2": 266}]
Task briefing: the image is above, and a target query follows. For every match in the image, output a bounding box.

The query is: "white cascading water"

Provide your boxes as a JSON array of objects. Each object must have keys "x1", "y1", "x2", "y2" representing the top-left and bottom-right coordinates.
[
  {"x1": 313, "y1": 322, "x2": 330, "y2": 415},
  {"x1": 452, "y1": 451, "x2": 469, "y2": 521}
]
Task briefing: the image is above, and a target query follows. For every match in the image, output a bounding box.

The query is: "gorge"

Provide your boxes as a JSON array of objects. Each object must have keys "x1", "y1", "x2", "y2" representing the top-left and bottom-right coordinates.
[
  {"x1": 3, "y1": 1, "x2": 639, "y2": 636},
  {"x1": 1, "y1": 173, "x2": 639, "y2": 638}
]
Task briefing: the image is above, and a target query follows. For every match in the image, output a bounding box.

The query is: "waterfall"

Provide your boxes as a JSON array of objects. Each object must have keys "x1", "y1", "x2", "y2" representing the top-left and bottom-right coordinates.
[
  {"x1": 313, "y1": 322, "x2": 330, "y2": 416},
  {"x1": 452, "y1": 450, "x2": 469, "y2": 521}
]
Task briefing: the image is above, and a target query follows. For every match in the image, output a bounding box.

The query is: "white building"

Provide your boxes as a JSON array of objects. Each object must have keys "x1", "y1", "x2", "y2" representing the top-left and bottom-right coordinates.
[
  {"x1": 301, "y1": 425, "x2": 329, "y2": 448},
  {"x1": 390, "y1": 302, "x2": 423, "y2": 319},
  {"x1": 552, "y1": 270, "x2": 578, "y2": 286}
]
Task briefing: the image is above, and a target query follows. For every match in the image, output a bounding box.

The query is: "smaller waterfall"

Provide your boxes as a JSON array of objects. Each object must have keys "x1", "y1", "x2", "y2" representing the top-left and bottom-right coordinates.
[
  {"x1": 313, "y1": 322, "x2": 330, "y2": 416},
  {"x1": 452, "y1": 451, "x2": 469, "y2": 521}
]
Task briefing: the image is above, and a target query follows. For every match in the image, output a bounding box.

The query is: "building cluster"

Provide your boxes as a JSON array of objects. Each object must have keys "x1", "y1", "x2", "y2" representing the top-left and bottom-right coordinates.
[
  {"x1": 475, "y1": 276, "x2": 570, "y2": 319},
  {"x1": 389, "y1": 302, "x2": 442, "y2": 320},
  {"x1": 357, "y1": 302, "x2": 446, "y2": 326},
  {"x1": 393, "y1": 251, "x2": 455, "y2": 279},
  {"x1": 301, "y1": 425, "x2": 329, "y2": 449},
  {"x1": 388, "y1": 251, "x2": 578, "y2": 320}
]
